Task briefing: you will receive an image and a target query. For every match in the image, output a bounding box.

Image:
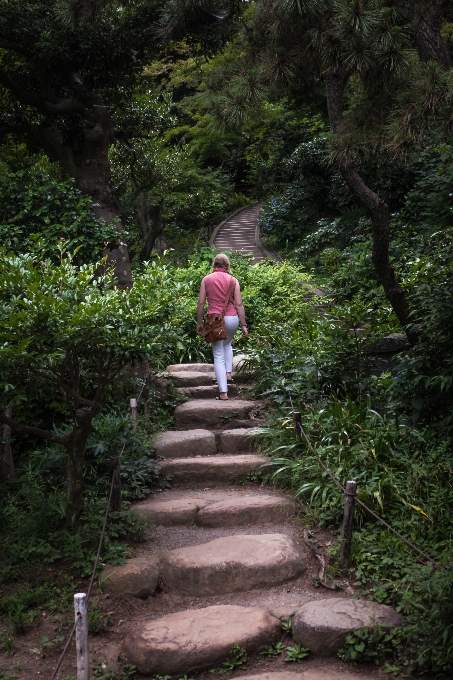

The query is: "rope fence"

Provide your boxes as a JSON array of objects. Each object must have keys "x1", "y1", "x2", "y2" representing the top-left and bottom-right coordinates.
[
  {"x1": 49, "y1": 372, "x2": 150, "y2": 680},
  {"x1": 289, "y1": 399, "x2": 446, "y2": 573}
]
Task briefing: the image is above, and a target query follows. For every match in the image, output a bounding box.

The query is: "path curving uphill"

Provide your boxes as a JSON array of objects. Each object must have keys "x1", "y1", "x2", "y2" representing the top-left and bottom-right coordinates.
[{"x1": 210, "y1": 202, "x2": 280, "y2": 264}]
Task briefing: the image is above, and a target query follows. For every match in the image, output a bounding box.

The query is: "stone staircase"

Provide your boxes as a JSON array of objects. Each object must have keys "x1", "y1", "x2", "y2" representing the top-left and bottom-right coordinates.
[
  {"x1": 103, "y1": 362, "x2": 404, "y2": 679},
  {"x1": 210, "y1": 203, "x2": 280, "y2": 264}
]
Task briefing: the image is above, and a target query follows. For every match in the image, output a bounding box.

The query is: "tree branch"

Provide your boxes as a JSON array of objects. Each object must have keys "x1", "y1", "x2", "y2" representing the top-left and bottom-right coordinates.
[
  {"x1": 325, "y1": 67, "x2": 418, "y2": 344},
  {"x1": 0, "y1": 413, "x2": 68, "y2": 445},
  {"x1": 0, "y1": 41, "x2": 33, "y2": 57},
  {"x1": 0, "y1": 67, "x2": 87, "y2": 116},
  {"x1": 59, "y1": 380, "x2": 102, "y2": 411}
]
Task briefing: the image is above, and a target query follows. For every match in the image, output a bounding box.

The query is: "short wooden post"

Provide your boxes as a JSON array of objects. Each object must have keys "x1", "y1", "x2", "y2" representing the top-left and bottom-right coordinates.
[
  {"x1": 340, "y1": 480, "x2": 357, "y2": 570},
  {"x1": 143, "y1": 371, "x2": 150, "y2": 417},
  {"x1": 110, "y1": 456, "x2": 122, "y2": 512},
  {"x1": 1, "y1": 403, "x2": 15, "y2": 480},
  {"x1": 293, "y1": 411, "x2": 302, "y2": 441},
  {"x1": 74, "y1": 593, "x2": 89, "y2": 680},
  {"x1": 130, "y1": 397, "x2": 138, "y2": 432}
]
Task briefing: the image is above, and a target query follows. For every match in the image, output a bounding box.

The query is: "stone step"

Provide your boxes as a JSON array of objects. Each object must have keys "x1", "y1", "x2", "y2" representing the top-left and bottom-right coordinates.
[
  {"x1": 176, "y1": 384, "x2": 238, "y2": 399},
  {"x1": 292, "y1": 598, "x2": 404, "y2": 656},
  {"x1": 238, "y1": 673, "x2": 369, "y2": 680},
  {"x1": 174, "y1": 399, "x2": 263, "y2": 429},
  {"x1": 161, "y1": 533, "x2": 306, "y2": 596},
  {"x1": 219, "y1": 427, "x2": 261, "y2": 453},
  {"x1": 122, "y1": 605, "x2": 280, "y2": 675},
  {"x1": 158, "y1": 454, "x2": 267, "y2": 483},
  {"x1": 166, "y1": 363, "x2": 214, "y2": 373},
  {"x1": 153, "y1": 429, "x2": 217, "y2": 459},
  {"x1": 165, "y1": 370, "x2": 216, "y2": 387},
  {"x1": 133, "y1": 491, "x2": 296, "y2": 527}
]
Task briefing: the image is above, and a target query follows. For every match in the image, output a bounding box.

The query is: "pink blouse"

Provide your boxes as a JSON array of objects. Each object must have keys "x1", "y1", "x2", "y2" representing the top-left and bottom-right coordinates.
[{"x1": 204, "y1": 270, "x2": 237, "y2": 316}]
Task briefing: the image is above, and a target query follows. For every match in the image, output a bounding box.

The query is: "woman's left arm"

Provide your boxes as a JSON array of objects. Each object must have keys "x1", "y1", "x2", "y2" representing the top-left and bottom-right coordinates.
[{"x1": 196, "y1": 279, "x2": 207, "y2": 335}]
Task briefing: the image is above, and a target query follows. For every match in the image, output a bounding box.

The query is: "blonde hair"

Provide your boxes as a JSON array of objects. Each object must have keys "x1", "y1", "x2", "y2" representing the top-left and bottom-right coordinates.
[{"x1": 213, "y1": 253, "x2": 230, "y2": 270}]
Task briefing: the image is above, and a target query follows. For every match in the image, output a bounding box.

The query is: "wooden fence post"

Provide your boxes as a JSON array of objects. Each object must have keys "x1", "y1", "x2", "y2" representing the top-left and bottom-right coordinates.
[
  {"x1": 293, "y1": 411, "x2": 302, "y2": 441},
  {"x1": 340, "y1": 480, "x2": 357, "y2": 570},
  {"x1": 1, "y1": 404, "x2": 15, "y2": 481},
  {"x1": 74, "y1": 593, "x2": 89, "y2": 680},
  {"x1": 109, "y1": 456, "x2": 122, "y2": 512},
  {"x1": 130, "y1": 398, "x2": 138, "y2": 432},
  {"x1": 143, "y1": 371, "x2": 150, "y2": 418}
]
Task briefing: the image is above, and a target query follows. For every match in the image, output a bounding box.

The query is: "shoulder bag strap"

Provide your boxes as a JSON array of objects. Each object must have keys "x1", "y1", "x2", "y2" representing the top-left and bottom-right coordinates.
[{"x1": 220, "y1": 276, "x2": 235, "y2": 316}]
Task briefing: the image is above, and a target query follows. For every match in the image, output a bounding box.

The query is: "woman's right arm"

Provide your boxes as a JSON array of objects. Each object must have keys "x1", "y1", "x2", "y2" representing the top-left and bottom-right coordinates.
[
  {"x1": 196, "y1": 279, "x2": 207, "y2": 335},
  {"x1": 234, "y1": 281, "x2": 248, "y2": 338}
]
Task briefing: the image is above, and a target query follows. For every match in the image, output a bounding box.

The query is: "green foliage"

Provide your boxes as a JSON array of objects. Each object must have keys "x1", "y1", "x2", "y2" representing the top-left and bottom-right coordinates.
[
  {"x1": 284, "y1": 643, "x2": 309, "y2": 662},
  {"x1": 280, "y1": 618, "x2": 293, "y2": 633},
  {"x1": 0, "y1": 170, "x2": 120, "y2": 264},
  {"x1": 211, "y1": 644, "x2": 247, "y2": 674},
  {"x1": 260, "y1": 642, "x2": 286, "y2": 657},
  {"x1": 88, "y1": 598, "x2": 114, "y2": 635},
  {"x1": 338, "y1": 625, "x2": 402, "y2": 665}
]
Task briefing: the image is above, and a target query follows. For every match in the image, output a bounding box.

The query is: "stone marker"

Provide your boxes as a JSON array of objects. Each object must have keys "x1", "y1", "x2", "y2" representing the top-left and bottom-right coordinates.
[
  {"x1": 101, "y1": 556, "x2": 160, "y2": 598},
  {"x1": 161, "y1": 533, "x2": 306, "y2": 595},
  {"x1": 122, "y1": 604, "x2": 280, "y2": 675},
  {"x1": 153, "y1": 429, "x2": 216, "y2": 458},
  {"x1": 292, "y1": 598, "x2": 404, "y2": 656}
]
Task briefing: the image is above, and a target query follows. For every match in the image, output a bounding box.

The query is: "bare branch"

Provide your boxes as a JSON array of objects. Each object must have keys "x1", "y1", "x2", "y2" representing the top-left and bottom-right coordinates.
[
  {"x1": 0, "y1": 41, "x2": 33, "y2": 57},
  {"x1": 0, "y1": 413, "x2": 68, "y2": 445}
]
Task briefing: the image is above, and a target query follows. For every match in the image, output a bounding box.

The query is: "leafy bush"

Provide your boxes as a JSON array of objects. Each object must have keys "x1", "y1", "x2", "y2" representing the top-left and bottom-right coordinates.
[{"x1": 0, "y1": 170, "x2": 120, "y2": 264}]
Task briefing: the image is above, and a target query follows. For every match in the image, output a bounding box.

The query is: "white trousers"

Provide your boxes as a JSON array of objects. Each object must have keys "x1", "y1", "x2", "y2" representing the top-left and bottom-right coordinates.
[{"x1": 212, "y1": 315, "x2": 239, "y2": 393}]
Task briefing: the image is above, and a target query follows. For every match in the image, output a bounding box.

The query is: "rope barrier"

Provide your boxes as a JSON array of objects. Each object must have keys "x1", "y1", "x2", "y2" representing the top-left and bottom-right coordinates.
[
  {"x1": 288, "y1": 397, "x2": 446, "y2": 572},
  {"x1": 49, "y1": 615, "x2": 80, "y2": 680},
  {"x1": 49, "y1": 440, "x2": 126, "y2": 679}
]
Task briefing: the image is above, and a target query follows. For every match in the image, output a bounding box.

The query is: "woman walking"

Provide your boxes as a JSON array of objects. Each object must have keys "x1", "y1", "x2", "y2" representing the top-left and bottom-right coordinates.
[{"x1": 196, "y1": 254, "x2": 248, "y2": 400}]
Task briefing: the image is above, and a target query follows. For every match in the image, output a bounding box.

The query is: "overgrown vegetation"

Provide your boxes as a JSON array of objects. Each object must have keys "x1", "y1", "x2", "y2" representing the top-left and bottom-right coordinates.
[{"x1": 1, "y1": 1, "x2": 453, "y2": 678}]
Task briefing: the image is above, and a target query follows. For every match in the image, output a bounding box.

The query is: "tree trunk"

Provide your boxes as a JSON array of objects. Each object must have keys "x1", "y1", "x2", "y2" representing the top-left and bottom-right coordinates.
[
  {"x1": 39, "y1": 102, "x2": 133, "y2": 288},
  {"x1": 407, "y1": 0, "x2": 453, "y2": 68},
  {"x1": 325, "y1": 67, "x2": 418, "y2": 345},
  {"x1": 0, "y1": 403, "x2": 15, "y2": 481},
  {"x1": 66, "y1": 419, "x2": 93, "y2": 524},
  {"x1": 136, "y1": 193, "x2": 165, "y2": 259}
]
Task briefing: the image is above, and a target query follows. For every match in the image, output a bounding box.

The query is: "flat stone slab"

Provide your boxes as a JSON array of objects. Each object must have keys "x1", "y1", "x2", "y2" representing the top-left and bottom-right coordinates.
[
  {"x1": 122, "y1": 605, "x2": 280, "y2": 675},
  {"x1": 161, "y1": 533, "x2": 306, "y2": 596},
  {"x1": 159, "y1": 454, "x2": 267, "y2": 484},
  {"x1": 134, "y1": 497, "x2": 209, "y2": 526},
  {"x1": 102, "y1": 557, "x2": 160, "y2": 598},
  {"x1": 167, "y1": 371, "x2": 216, "y2": 387},
  {"x1": 153, "y1": 429, "x2": 216, "y2": 459},
  {"x1": 134, "y1": 493, "x2": 295, "y2": 527},
  {"x1": 176, "y1": 385, "x2": 237, "y2": 399},
  {"x1": 197, "y1": 494, "x2": 296, "y2": 527},
  {"x1": 293, "y1": 598, "x2": 404, "y2": 656},
  {"x1": 174, "y1": 399, "x2": 261, "y2": 429},
  {"x1": 166, "y1": 363, "x2": 214, "y2": 373},
  {"x1": 239, "y1": 672, "x2": 368, "y2": 680},
  {"x1": 220, "y1": 427, "x2": 261, "y2": 453}
]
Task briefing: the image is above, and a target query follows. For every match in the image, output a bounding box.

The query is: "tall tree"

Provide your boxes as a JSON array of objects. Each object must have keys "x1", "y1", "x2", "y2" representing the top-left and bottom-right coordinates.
[
  {"x1": 248, "y1": 0, "x2": 453, "y2": 344},
  {"x1": 0, "y1": 0, "x2": 243, "y2": 279}
]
